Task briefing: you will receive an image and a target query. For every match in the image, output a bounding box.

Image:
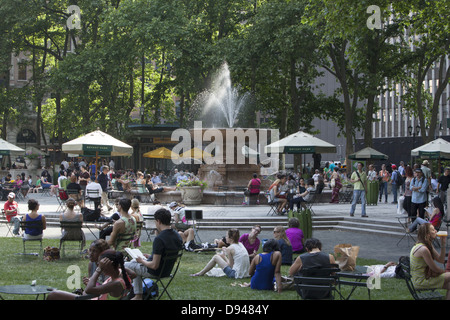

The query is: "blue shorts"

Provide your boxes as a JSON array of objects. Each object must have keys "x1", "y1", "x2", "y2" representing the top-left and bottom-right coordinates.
[{"x1": 223, "y1": 266, "x2": 236, "y2": 278}]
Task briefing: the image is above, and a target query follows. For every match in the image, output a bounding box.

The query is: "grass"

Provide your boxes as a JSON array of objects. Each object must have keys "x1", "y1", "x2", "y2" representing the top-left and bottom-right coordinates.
[{"x1": 0, "y1": 237, "x2": 439, "y2": 300}]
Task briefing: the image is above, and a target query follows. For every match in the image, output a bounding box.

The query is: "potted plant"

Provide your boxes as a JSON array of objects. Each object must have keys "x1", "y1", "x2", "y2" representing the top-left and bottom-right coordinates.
[{"x1": 176, "y1": 179, "x2": 208, "y2": 205}]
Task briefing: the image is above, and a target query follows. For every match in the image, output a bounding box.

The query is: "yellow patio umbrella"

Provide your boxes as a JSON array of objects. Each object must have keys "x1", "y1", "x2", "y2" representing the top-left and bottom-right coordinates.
[
  {"x1": 143, "y1": 147, "x2": 179, "y2": 160},
  {"x1": 180, "y1": 147, "x2": 212, "y2": 160}
]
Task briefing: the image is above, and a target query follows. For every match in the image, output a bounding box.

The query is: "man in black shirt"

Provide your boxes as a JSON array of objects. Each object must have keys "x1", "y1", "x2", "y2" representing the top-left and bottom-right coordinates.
[
  {"x1": 125, "y1": 208, "x2": 182, "y2": 300},
  {"x1": 437, "y1": 167, "x2": 450, "y2": 208}
]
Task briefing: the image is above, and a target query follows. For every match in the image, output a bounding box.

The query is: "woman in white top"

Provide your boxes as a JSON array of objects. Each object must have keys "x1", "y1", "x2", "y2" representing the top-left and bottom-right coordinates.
[{"x1": 190, "y1": 229, "x2": 250, "y2": 279}]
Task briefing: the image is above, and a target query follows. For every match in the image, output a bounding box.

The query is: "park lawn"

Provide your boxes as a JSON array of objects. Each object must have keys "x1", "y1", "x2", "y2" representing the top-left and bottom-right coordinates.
[{"x1": 0, "y1": 237, "x2": 430, "y2": 300}]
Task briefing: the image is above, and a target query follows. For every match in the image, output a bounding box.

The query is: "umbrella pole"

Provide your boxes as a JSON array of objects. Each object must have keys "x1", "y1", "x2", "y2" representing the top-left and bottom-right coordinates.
[{"x1": 95, "y1": 151, "x2": 99, "y2": 178}]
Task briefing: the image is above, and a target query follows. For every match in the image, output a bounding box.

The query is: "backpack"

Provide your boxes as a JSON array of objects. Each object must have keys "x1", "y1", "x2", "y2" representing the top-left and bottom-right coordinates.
[
  {"x1": 81, "y1": 207, "x2": 101, "y2": 221},
  {"x1": 58, "y1": 190, "x2": 68, "y2": 200},
  {"x1": 395, "y1": 256, "x2": 410, "y2": 279},
  {"x1": 394, "y1": 170, "x2": 404, "y2": 186},
  {"x1": 142, "y1": 278, "x2": 159, "y2": 299}
]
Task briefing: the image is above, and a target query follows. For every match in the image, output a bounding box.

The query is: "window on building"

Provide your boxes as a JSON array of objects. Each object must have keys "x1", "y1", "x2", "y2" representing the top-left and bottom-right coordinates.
[
  {"x1": 16, "y1": 129, "x2": 37, "y2": 143},
  {"x1": 18, "y1": 62, "x2": 27, "y2": 81}
]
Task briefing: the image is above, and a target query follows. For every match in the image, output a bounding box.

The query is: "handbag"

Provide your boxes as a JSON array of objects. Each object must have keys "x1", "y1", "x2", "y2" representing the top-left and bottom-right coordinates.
[
  {"x1": 274, "y1": 276, "x2": 295, "y2": 291},
  {"x1": 330, "y1": 178, "x2": 336, "y2": 188},
  {"x1": 244, "y1": 189, "x2": 250, "y2": 196},
  {"x1": 43, "y1": 246, "x2": 60, "y2": 261},
  {"x1": 334, "y1": 243, "x2": 360, "y2": 271}
]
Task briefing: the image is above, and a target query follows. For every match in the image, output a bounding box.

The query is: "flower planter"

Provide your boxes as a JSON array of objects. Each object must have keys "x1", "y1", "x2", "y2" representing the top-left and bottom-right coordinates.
[
  {"x1": 180, "y1": 186, "x2": 203, "y2": 205},
  {"x1": 25, "y1": 158, "x2": 40, "y2": 170}
]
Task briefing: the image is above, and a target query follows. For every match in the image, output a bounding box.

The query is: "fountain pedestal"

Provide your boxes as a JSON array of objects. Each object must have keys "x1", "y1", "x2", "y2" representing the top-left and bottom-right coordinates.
[{"x1": 189, "y1": 127, "x2": 274, "y2": 191}]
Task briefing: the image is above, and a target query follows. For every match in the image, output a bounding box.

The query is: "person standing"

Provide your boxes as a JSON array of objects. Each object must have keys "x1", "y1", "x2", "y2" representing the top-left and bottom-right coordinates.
[
  {"x1": 410, "y1": 168, "x2": 428, "y2": 220},
  {"x1": 398, "y1": 161, "x2": 406, "y2": 193},
  {"x1": 109, "y1": 159, "x2": 115, "y2": 170},
  {"x1": 367, "y1": 164, "x2": 378, "y2": 182},
  {"x1": 437, "y1": 167, "x2": 450, "y2": 208},
  {"x1": 79, "y1": 165, "x2": 90, "y2": 200},
  {"x1": 245, "y1": 173, "x2": 261, "y2": 205},
  {"x1": 329, "y1": 167, "x2": 342, "y2": 204},
  {"x1": 421, "y1": 160, "x2": 432, "y2": 204},
  {"x1": 403, "y1": 166, "x2": 414, "y2": 220},
  {"x1": 349, "y1": 162, "x2": 368, "y2": 218},
  {"x1": 379, "y1": 164, "x2": 390, "y2": 203},
  {"x1": 390, "y1": 164, "x2": 400, "y2": 204},
  {"x1": 97, "y1": 166, "x2": 113, "y2": 211}
]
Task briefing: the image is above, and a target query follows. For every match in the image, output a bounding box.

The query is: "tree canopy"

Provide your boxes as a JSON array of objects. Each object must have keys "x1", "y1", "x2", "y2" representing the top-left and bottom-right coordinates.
[{"x1": 1, "y1": 0, "x2": 448, "y2": 160}]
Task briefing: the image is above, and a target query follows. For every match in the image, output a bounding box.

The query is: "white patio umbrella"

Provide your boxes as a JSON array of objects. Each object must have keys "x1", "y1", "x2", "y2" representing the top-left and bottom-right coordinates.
[
  {"x1": 411, "y1": 138, "x2": 450, "y2": 159},
  {"x1": 349, "y1": 147, "x2": 388, "y2": 160},
  {"x1": 0, "y1": 138, "x2": 25, "y2": 156},
  {"x1": 264, "y1": 131, "x2": 336, "y2": 154},
  {"x1": 411, "y1": 138, "x2": 450, "y2": 173},
  {"x1": 62, "y1": 129, "x2": 133, "y2": 174}
]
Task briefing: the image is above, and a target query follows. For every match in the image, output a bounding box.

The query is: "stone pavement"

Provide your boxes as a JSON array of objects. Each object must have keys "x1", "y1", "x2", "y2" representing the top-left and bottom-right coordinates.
[{"x1": 1, "y1": 192, "x2": 447, "y2": 263}]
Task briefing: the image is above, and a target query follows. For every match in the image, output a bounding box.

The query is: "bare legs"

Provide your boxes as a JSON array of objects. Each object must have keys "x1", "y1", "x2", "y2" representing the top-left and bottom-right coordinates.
[{"x1": 190, "y1": 253, "x2": 228, "y2": 277}]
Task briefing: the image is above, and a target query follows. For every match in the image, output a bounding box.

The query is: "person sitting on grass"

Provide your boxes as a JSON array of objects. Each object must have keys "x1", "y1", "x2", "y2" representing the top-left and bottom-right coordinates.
[
  {"x1": 85, "y1": 239, "x2": 111, "y2": 285},
  {"x1": 47, "y1": 249, "x2": 132, "y2": 300},
  {"x1": 249, "y1": 239, "x2": 282, "y2": 293},
  {"x1": 190, "y1": 229, "x2": 250, "y2": 279},
  {"x1": 239, "y1": 225, "x2": 261, "y2": 261},
  {"x1": 273, "y1": 225, "x2": 293, "y2": 265},
  {"x1": 285, "y1": 217, "x2": 305, "y2": 254}
]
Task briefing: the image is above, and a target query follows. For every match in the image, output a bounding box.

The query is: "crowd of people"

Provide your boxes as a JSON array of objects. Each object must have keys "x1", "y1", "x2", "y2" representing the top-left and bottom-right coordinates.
[
  {"x1": 4, "y1": 156, "x2": 450, "y2": 300},
  {"x1": 341, "y1": 159, "x2": 450, "y2": 299}
]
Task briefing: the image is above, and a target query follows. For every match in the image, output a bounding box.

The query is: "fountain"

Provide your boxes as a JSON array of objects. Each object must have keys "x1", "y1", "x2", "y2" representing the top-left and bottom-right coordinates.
[
  {"x1": 187, "y1": 62, "x2": 277, "y2": 191},
  {"x1": 196, "y1": 63, "x2": 250, "y2": 128}
]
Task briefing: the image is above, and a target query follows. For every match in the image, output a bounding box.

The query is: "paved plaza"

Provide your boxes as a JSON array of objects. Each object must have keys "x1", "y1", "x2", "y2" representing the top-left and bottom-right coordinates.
[{"x1": 1, "y1": 192, "x2": 444, "y2": 263}]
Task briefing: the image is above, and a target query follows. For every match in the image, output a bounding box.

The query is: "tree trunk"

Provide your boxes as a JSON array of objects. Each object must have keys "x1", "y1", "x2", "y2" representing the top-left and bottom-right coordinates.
[{"x1": 364, "y1": 94, "x2": 375, "y2": 147}]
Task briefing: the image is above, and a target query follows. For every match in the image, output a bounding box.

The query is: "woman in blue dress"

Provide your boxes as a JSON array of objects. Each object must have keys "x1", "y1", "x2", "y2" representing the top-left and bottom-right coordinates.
[{"x1": 249, "y1": 239, "x2": 282, "y2": 293}]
